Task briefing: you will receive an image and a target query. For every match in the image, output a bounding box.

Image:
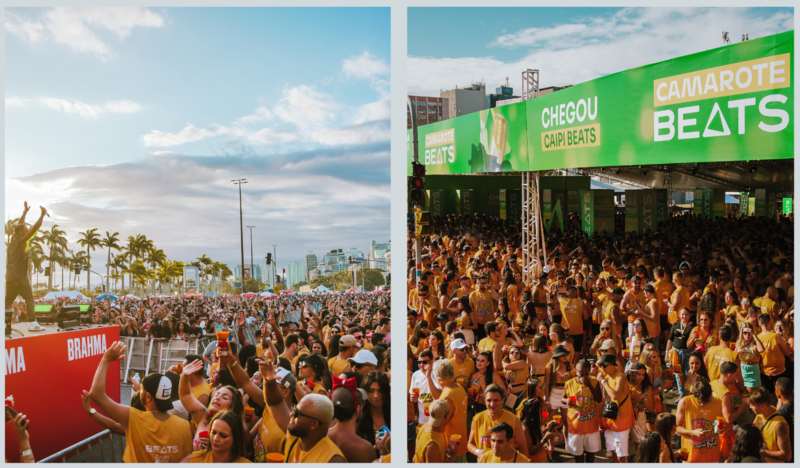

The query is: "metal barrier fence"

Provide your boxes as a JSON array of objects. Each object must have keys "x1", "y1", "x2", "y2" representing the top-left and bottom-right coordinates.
[
  {"x1": 119, "y1": 324, "x2": 259, "y2": 382},
  {"x1": 38, "y1": 430, "x2": 126, "y2": 463}
]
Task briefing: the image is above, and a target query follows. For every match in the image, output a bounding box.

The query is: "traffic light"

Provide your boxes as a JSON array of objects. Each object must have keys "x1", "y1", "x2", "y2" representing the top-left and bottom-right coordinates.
[
  {"x1": 415, "y1": 211, "x2": 430, "y2": 237},
  {"x1": 407, "y1": 212, "x2": 414, "y2": 231},
  {"x1": 102, "y1": 285, "x2": 106, "y2": 292},
  {"x1": 410, "y1": 162, "x2": 426, "y2": 204},
  {"x1": 266, "y1": 253, "x2": 272, "y2": 265},
  {"x1": 74, "y1": 267, "x2": 82, "y2": 275}
]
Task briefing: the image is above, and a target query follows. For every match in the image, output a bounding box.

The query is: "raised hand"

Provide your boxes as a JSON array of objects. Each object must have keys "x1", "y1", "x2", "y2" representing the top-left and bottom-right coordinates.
[{"x1": 182, "y1": 359, "x2": 204, "y2": 376}]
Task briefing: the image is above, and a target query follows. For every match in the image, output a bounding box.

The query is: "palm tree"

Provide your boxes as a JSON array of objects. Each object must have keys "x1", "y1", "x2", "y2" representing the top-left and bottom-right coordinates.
[
  {"x1": 101, "y1": 232, "x2": 121, "y2": 294},
  {"x1": 40, "y1": 225, "x2": 68, "y2": 291},
  {"x1": 78, "y1": 228, "x2": 102, "y2": 293},
  {"x1": 146, "y1": 248, "x2": 167, "y2": 295},
  {"x1": 72, "y1": 251, "x2": 88, "y2": 289},
  {"x1": 28, "y1": 236, "x2": 45, "y2": 289},
  {"x1": 5, "y1": 217, "x2": 26, "y2": 246},
  {"x1": 196, "y1": 254, "x2": 212, "y2": 291}
]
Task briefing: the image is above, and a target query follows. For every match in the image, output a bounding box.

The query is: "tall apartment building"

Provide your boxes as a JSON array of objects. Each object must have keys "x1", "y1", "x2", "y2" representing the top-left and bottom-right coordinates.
[
  {"x1": 407, "y1": 95, "x2": 449, "y2": 129},
  {"x1": 286, "y1": 261, "x2": 307, "y2": 290},
  {"x1": 305, "y1": 252, "x2": 318, "y2": 281},
  {"x1": 440, "y1": 82, "x2": 486, "y2": 119},
  {"x1": 234, "y1": 264, "x2": 260, "y2": 280},
  {"x1": 368, "y1": 240, "x2": 391, "y2": 270},
  {"x1": 257, "y1": 261, "x2": 277, "y2": 289},
  {"x1": 323, "y1": 249, "x2": 346, "y2": 274}
]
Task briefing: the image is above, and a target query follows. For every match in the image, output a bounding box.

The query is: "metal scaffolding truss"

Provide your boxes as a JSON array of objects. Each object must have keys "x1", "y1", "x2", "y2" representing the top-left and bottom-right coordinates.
[
  {"x1": 572, "y1": 168, "x2": 652, "y2": 189},
  {"x1": 521, "y1": 171, "x2": 547, "y2": 286},
  {"x1": 522, "y1": 69, "x2": 540, "y2": 101},
  {"x1": 669, "y1": 167, "x2": 750, "y2": 191}
]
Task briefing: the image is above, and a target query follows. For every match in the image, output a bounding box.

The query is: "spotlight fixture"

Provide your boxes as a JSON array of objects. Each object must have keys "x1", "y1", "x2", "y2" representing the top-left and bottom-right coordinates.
[{"x1": 749, "y1": 165, "x2": 757, "y2": 173}]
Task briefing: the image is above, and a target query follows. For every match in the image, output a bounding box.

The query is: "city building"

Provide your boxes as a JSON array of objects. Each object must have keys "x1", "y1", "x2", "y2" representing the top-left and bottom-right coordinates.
[
  {"x1": 537, "y1": 85, "x2": 572, "y2": 96},
  {"x1": 407, "y1": 95, "x2": 449, "y2": 129},
  {"x1": 440, "y1": 82, "x2": 486, "y2": 119},
  {"x1": 304, "y1": 252, "x2": 318, "y2": 281},
  {"x1": 368, "y1": 240, "x2": 391, "y2": 271},
  {"x1": 257, "y1": 260, "x2": 277, "y2": 289},
  {"x1": 286, "y1": 261, "x2": 307, "y2": 290},
  {"x1": 323, "y1": 249, "x2": 346, "y2": 274},
  {"x1": 234, "y1": 264, "x2": 260, "y2": 281},
  {"x1": 486, "y1": 83, "x2": 520, "y2": 109}
]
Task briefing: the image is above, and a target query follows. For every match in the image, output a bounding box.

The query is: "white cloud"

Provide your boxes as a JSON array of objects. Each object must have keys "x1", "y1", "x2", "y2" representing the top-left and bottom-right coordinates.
[
  {"x1": 409, "y1": 8, "x2": 793, "y2": 96},
  {"x1": 352, "y1": 97, "x2": 391, "y2": 125},
  {"x1": 142, "y1": 124, "x2": 231, "y2": 147},
  {"x1": 6, "y1": 96, "x2": 144, "y2": 119},
  {"x1": 312, "y1": 121, "x2": 390, "y2": 146},
  {"x1": 246, "y1": 127, "x2": 300, "y2": 145},
  {"x1": 233, "y1": 106, "x2": 273, "y2": 125},
  {"x1": 272, "y1": 85, "x2": 339, "y2": 131},
  {"x1": 6, "y1": 7, "x2": 165, "y2": 60},
  {"x1": 342, "y1": 51, "x2": 390, "y2": 80}
]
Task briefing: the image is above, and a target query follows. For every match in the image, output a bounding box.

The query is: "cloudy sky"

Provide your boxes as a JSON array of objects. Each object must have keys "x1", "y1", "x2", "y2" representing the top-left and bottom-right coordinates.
[
  {"x1": 408, "y1": 7, "x2": 794, "y2": 96},
  {"x1": 6, "y1": 7, "x2": 390, "y2": 282}
]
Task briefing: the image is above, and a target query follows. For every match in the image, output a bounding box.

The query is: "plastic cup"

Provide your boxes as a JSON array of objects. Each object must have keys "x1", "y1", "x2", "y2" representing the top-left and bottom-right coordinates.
[
  {"x1": 198, "y1": 430, "x2": 209, "y2": 439},
  {"x1": 424, "y1": 403, "x2": 431, "y2": 416},
  {"x1": 542, "y1": 410, "x2": 549, "y2": 419},
  {"x1": 216, "y1": 331, "x2": 229, "y2": 341},
  {"x1": 306, "y1": 380, "x2": 316, "y2": 389},
  {"x1": 244, "y1": 407, "x2": 255, "y2": 416},
  {"x1": 267, "y1": 453, "x2": 286, "y2": 463},
  {"x1": 450, "y1": 434, "x2": 462, "y2": 443},
  {"x1": 680, "y1": 449, "x2": 688, "y2": 461},
  {"x1": 412, "y1": 387, "x2": 420, "y2": 395},
  {"x1": 174, "y1": 363, "x2": 183, "y2": 373},
  {"x1": 716, "y1": 416, "x2": 725, "y2": 432},
  {"x1": 569, "y1": 396, "x2": 577, "y2": 406},
  {"x1": 553, "y1": 415, "x2": 562, "y2": 426}
]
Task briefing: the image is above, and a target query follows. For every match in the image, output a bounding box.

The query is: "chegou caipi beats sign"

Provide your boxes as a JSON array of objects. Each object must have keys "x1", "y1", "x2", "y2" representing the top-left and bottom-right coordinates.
[{"x1": 5, "y1": 327, "x2": 121, "y2": 461}]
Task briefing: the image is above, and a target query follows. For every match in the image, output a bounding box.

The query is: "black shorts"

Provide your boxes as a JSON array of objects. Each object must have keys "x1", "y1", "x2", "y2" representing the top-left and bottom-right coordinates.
[
  {"x1": 571, "y1": 336, "x2": 583, "y2": 355},
  {"x1": 407, "y1": 420, "x2": 417, "y2": 444},
  {"x1": 591, "y1": 323, "x2": 601, "y2": 337},
  {"x1": 660, "y1": 314, "x2": 670, "y2": 335},
  {"x1": 552, "y1": 314, "x2": 562, "y2": 325}
]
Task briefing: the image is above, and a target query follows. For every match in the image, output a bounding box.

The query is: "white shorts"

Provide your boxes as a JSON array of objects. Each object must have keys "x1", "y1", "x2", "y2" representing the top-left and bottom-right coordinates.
[
  {"x1": 567, "y1": 432, "x2": 601, "y2": 456},
  {"x1": 549, "y1": 387, "x2": 566, "y2": 409},
  {"x1": 604, "y1": 428, "x2": 630, "y2": 458}
]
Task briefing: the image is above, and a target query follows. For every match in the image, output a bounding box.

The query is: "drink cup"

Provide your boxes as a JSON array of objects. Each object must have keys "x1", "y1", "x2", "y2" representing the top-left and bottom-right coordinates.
[
  {"x1": 569, "y1": 396, "x2": 577, "y2": 407},
  {"x1": 198, "y1": 430, "x2": 209, "y2": 439},
  {"x1": 716, "y1": 416, "x2": 725, "y2": 432},
  {"x1": 412, "y1": 387, "x2": 420, "y2": 396},
  {"x1": 267, "y1": 453, "x2": 285, "y2": 463},
  {"x1": 450, "y1": 434, "x2": 462, "y2": 444},
  {"x1": 424, "y1": 403, "x2": 430, "y2": 416},
  {"x1": 175, "y1": 363, "x2": 183, "y2": 374},
  {"x1": 680, "y1": 449, "x2": 688, "y2": 461},
  {"x1": 553, "y1": 414, "x2": 562, "y2": 426},
  {"x1": 306, "y1": 380, "x2": 316, "y2": 389},
  {"x1": 542, "y1": 410, "x2": 549, "y2": 419},
  {"x1": 216, "y1": 331, "x2": 229, "y2": 341}
]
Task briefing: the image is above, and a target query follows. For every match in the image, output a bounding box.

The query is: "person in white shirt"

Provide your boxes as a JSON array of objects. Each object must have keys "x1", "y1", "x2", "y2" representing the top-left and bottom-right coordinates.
[{"x1": 409, "y1": 349, "x2": 441, "y2": 426}]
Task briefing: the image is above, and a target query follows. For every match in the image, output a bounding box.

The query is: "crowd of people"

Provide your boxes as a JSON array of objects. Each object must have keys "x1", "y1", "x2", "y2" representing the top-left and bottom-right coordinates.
[
  {"x1": 10, "y1": 293, "x2": 392, "y2": 463},
  {"x1": 407, "y1": 210, "x2": 794, "y2": 463}
]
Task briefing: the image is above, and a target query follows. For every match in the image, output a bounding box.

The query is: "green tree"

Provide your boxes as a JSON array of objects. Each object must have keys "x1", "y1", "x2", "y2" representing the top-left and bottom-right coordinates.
[
  {"x1": 101, "y1": 231, "x2": 122, "y2": 295},
  {"x1": 40, "y1": 224, "x2": 68, "y2": 291},
  {"x1": 78, "y1": 228, "x2": 102, "y2": 291}
]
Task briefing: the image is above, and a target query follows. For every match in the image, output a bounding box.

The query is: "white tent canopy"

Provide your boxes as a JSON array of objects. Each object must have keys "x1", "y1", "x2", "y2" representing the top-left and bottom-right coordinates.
[
  {"x1": 314, "y1": 285, "x2": 331, "y2": 292},
  {"x1": 41, "y1": 290, "x2": 87, "y2": 301}
]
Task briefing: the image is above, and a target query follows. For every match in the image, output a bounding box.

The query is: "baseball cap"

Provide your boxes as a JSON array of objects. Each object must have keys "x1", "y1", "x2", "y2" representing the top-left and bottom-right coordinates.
[
  {"x1": 142, "y1": 373, "x2": 174, "y2": 412},
  {"x1": 449, "y1": 338, "x2": 468, "y2": 350},
  {"x1": 599, "y1": 339, "x2": 616, "y2": 351},
  {"x1": 275, "y1": 367, "x2": 297, "y2": 392},
  {"x1": 428, "y1": 399, "x2": 450, "y2": 428},
  {"x1": 339, "y1": 335, "x2": 358, "y2": 347},
  {"x1": 348, "y1": 350, "x2": 378, "y2": 366}
]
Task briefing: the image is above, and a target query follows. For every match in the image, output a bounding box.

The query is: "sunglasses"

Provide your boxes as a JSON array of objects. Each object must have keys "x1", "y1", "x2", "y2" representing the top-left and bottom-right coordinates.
[
  {"x1": 601, "y1": 327, "x2": 610, "y2": 331},
  {"x1": 292, "y1": 407, "x2": 321, "y2": 424},
  {"x1": 419, "y1": 360, "x2": 431, "y2": 365}
]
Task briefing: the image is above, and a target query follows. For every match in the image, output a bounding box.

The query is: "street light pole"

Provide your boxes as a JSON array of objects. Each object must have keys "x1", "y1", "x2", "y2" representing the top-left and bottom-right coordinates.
[
  {"x1": 232, "y1": 179, "x2": 248, "y2": 295},
  {"x1": 246, "y1": 225, "x2": 255, "y2": 284},
  {"x1": 272, "y1": 245, "x2": 277, "y2": 286}
]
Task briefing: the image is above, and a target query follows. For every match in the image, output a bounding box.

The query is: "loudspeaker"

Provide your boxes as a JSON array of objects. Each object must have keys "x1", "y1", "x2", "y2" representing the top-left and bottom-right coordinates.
[
  {"x1": 5, "y1": 308, "x2": 13, "y2": 338},
  {"x1": 57, "y1": 305, "x2": 83, "y2": 330}
]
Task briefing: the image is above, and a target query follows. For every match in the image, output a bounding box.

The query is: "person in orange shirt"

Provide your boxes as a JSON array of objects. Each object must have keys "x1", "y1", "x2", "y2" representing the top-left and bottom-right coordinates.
[
  {"x1": 563, "y1": 360, "x2": 602, "y2": 463},
  {"x1": 750, "y1": 386, "x2": 793, "y2": 463},
  {"x1": 675, "y1": 379, "x2": 723, "y2": 463}
]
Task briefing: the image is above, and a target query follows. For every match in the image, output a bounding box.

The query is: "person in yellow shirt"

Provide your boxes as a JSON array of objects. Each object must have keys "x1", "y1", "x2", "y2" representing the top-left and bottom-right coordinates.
[
  {"x1": 478, "y1": 422, "x2": 531, "y2": 463},
  {"x1": 468, "y1": 384, "x2": 529, "y2": 460},
  {"x1": 754, "y1": 286, "x2": 779, "y2": 329},
  {"x1": 757, "y1": 314, "x2": 793, "y2": 396},
  {"x1": 183, "y1": 411, "x2": 252, "y2": 463},
  {"x1": 183, "y1": 354, "x2": 212, "y2": 407},
  {"x1": 425, "y1": 359, "x2": 469, "y2": 462},
  {"x1": 448, "y1": 338, "x2": 475, "y2": 390},
  {"x1": 88, "y1": 342, "x2": 192, "y2": 463},
  {"x1": 556, "y1": 286, "x2": 587, "y2": 354},
  {"x1": 259, "y1": 359, "x2": 346, "y2": 463},
  {"x1": 652, "y1": 266, "x2": 675, "y2": 346},
  {"x1": 563, "y1": 360, "x2": 603, "y2": 463},
  {"x1": 675, "y1": 379, "x2": 723, "y2": 463},
  {"x1": 328, "y1": 335, "x2": 357, "y2": 377},
  {"x1": 749, "y1": 387, "x2": 792, "y2": 463},
  {"x1": 415, "y1": 399, "x2": 452, "y2": 462},
  {"x1": 596, "y1": 353, "x2": 634, "y2": 463}
]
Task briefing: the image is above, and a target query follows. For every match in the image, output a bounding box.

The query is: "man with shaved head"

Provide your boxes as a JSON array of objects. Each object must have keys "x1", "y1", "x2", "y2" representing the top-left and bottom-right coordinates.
[{"x1": 328, "y1": 386, "x2": 375, "y2": 462}]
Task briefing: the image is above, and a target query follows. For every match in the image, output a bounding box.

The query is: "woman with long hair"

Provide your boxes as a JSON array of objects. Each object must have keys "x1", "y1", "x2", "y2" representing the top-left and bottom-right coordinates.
[
  {"x1": 735, "y1": 321, "x2": 765, "y2": 390},
  {"x1": 409, "y1": 320, "x2": 431, "y2": 359},
  {"x1": 537, "y1": 319, "x2": 552, "y2": 347},
  {"x1": 468, "y1": 351, "x2": 504, "y2": 414},
  {"x1": 526, "y1": 334, "x2": 553, "y2": 397},
  {"x1": 549, "y1": 323, "x2": 575, "y2": 365},
  {"x1": 437, "y1": 282, "x2": 450, "y2": 321},
  {"x1": 181, "y1": 411, "x2": 249, "y2": 463},
  {"x1": 501, "y1": 345, "x2": 529, "y2": 410},
  {"x1": 632, "y1": 431, "x2": 662, "y2": 463},
  {"x1": 626, "y1": 317, "x2": 649, "y2": 370},
  {"x1": 686, "y1": 310, "x2": 719, "y2": 356},
  {"x1": 546, "y1": 345, "x2": 574, "y2": 445},
  {"x1": 655, "y1": 413, "x2": 679, "y2": 463},
  {"x1": 519, "y1": 381, "x2": 559, "y2": 462},
  {"x1": 627, "y1": 363, "x2": 655, "y2": 449},
  {"x1": 179, "y1": 360, "x2": 246, "y2": 452},
  {"x1": 428, "y1": 330, "x2": 446, "y2": 360},
  {"x1": 675, "y1": 350, "x2": 709, "y2": 397},
  {"x1": 311, "y1": 339, "x2": 327, "y2": 357},
  {"x1": 356, "y1": 371, "x2": 390, "y2": 448},
  {"x1": 173, "y1": 321, "x2": 189, "y2": 340},
  {"x1": 726, "y1": 424, "x2": 764, "y2": 463},
  {"x1": 496, "y1": 297, "x2": 510, "y2": 321},
  {"x1": 327, "y1": 333, "x2": 342, "y2": 359},
  {"x1": 723, "y1": 290, "x2": 742, "y2": 327}
]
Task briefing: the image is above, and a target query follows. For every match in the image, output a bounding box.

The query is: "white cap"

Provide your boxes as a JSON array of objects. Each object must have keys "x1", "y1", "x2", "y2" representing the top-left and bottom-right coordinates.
[
  {"x1": 348, "y1": 350, "x2": 378, "y2": 366},
  {"x1": 450, "y1": 338, "x2": 468, "y2": 350},
  {"x1": 599, "y1": 339, "x2": 616, "y2": 350}
]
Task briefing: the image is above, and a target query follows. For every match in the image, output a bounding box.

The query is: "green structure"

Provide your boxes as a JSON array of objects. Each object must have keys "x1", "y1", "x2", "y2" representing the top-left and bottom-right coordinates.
[{"x1": 579, "y1": 190, "x2": 615, "y2": 236}]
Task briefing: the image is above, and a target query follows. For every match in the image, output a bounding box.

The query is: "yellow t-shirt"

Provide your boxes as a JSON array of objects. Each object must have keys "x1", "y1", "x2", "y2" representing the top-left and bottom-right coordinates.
[
  {"x1": 328, "y1": 357, "x2": 350, "y2": 377},
  {"x1": 284, "y1": 434, "x2": 346, "y2": 463},
  {"x1": 122, "y1": 408, "x2": 192, "y2": 463},
  {"x1": 758, "y1": 332, "x2": 786, "y2": 376},
  {"x1": 253, "y1": 394, "x2": 286, "y2": 462},
  {"x1": 442, "y1": 385, "x2": 469, "y2": 457},
  {"x1": 559, "y1": 297, "x2": 584, "y2": 336},
  {"x1": 754, "y1": 410, "x2": 788, "y2": 463},
  {"x1": 682, "y1": 395, "x2": 722, "y2": 463},
  {"x1": 449, "y1": 357, "x2": 475, "y2": 390},
  {"x1": 415, "y1": 427, "x2": 446, "y2": 462},
  {"x1": 654, "y1": 279, "x2": 675, "y2": 316},
  {"x1": 564, "y1": 377, "x2": 600, "y2": 435},
  {"x1": 478, "y1": 337, "x2": 498, "y2": 355},
  {"x1": 479, "y1": 450, "x2": 531, "y2": 463},
  {"x1": 191, "y1": 382, "x2": 212, "y2": 402},
  {"x1": 188, "y1": 450, "x2": 251, "y2": 463},
  {"x1": 470, "y1": 289, "x2": 495, "y2": 325},
  {"x1": 669, "y1": 286, "x2": 691, "y2": 324},
  {"x1": 470, "y1": 410, "x2": 519, "y2": 452},
  {"x1": 604, "y1": 370, "x2": 634, "y2": 433},
  {"x1": 705, "y1": 345, "x2": 737, "y2": 382}
]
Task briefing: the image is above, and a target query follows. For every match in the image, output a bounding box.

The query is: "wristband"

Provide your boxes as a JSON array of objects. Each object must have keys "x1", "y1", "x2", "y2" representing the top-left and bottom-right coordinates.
[{"x1": 20, "y1": 449, "x2": 33, "y2": 457}]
